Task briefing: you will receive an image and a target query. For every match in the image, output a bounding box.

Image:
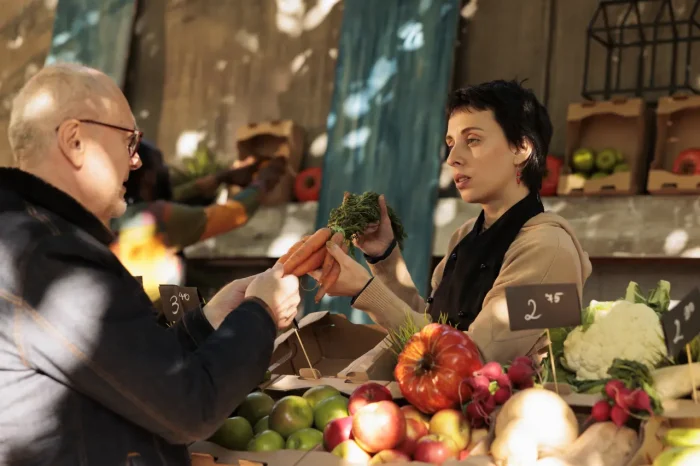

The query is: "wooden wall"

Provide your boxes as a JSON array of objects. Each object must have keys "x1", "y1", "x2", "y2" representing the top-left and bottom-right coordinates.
[{"x1": 1, "y1": 0, "x2": 698, "y2": 164}]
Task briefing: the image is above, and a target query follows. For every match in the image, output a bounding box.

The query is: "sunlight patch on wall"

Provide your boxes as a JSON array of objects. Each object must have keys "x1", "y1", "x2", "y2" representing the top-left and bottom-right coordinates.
[{"x1": 175, "y1": 131, "x2": 206, "y2": 159}]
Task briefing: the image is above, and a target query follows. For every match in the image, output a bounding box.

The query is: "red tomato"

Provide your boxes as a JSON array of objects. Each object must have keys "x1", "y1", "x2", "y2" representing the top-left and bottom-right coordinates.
[
  {"x1": 672, "y1": 148, "x2": 700, "y2": 175},
  {"x1": 540, "y1": 154, "x2": 563, "y2": 196},
  {"x1": 294, "y1": 167, "x2": 322, "y2": 202},
  {"x1": 394, "y1": 324, "x2": 483, "y2": 414}
]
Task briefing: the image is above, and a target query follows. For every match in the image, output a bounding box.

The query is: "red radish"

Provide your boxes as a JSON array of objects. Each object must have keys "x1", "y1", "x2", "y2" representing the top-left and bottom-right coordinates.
[
  {"x1": 482, "y1": 395, "x2": 497, "y2": 414},
  {"x1": 513, "y1": 356, "x2": 534, "y2": 368},
  {"x1": 631, "y1": 389, "x2": 654, "y2": 416},
  {"x1": 604, "y1": 380, "x2": 626, "y2": 399},
  {"x1": 493, "y1": 387, "x2": 511, "y2": 405},
  {"x1": 614, "y1": 387, "x2": 634, "y2": 411},
  {"x1": 495, "y1": 374, "x2": 511, "y2": 389},
  {"x1": 518, "y1": 379, "x2": 535, "y2": 389},
  {"x1": 469, "y1": 375, "x2": 491, "y2": 392},
  {"x1": 507, "y1": 363, "x2": 534, "y2": 386},
  {"x1": 590, "y1": 400, "x2": 612, "y2": 422},
  {"x1": 465, "y1": 401, "x2": 486, "y2": 426},
  {"x1": 610, "y1": 405, "x2": 629, "y2": 427},
  {"x1": 477, "y1": 362, "x2": 503, "y2": 380}
]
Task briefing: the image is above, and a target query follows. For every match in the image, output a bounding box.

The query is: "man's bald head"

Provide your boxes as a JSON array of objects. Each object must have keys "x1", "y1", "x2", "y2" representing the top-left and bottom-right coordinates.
[{"x1": 8, "y1": 63, "x2": 125, "y2": 167}]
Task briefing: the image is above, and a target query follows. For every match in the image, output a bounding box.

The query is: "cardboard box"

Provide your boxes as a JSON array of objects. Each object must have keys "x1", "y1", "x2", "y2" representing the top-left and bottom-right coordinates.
[
  {"x1": 648, "y1": 95, "x2": 700, "y2": 194},
  {"x1": 558, "y1": 98, "x2": 649, "y2": 196},
  {"x1": 234, "y1": 120, "x2": 305, "y2": 205},
  {"x1": 262, "y1": 311, "x2": 394, "y2": 396}
]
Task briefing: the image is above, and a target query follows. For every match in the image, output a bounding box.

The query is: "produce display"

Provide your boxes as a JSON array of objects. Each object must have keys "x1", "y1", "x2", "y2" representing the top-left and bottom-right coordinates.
[
  {"x1": 278, "y1": 191, "x2": 406, "y2": 302},
  {"x1": 570, "y1": 147, "x2": 629, "y2": 180}
]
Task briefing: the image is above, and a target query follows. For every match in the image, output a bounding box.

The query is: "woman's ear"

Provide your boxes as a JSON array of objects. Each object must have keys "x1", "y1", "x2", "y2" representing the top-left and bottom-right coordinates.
[{"x1": 513, "y1": 138, "x2": 534, "y2": 166}]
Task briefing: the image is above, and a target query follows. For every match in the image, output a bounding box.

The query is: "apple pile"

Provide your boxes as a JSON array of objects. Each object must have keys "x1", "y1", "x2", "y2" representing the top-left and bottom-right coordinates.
[
  {"x1": 325, "y1": 382, "x2": 487, "y2": 465},
  {"x1": 570, "y1": 146, "x2": 628, "y2": 181},
  {"x1": 462, "y1": 358, "x2": 537, "y2": 429},
  {"x1": 208, "y1": 385, "x2": 352, "y2": 453}
]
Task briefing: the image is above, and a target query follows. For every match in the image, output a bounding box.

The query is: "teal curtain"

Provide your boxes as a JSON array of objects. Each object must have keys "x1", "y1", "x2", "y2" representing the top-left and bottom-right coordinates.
[
  {"x1": 46, "y1": 0, "x2": 137, "y2": 88},
  {"x1": 307, "y1": 0, "x2": 461, "y2": 324}
]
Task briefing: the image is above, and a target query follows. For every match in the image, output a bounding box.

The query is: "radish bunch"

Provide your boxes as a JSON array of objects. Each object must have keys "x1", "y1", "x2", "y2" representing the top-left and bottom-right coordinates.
[
  {"x1": 590, "y1": 379, "x2": 655, "y2": 427},
  {"x1": 461, "y1": 357, "x2": 537, "y2": 428}
]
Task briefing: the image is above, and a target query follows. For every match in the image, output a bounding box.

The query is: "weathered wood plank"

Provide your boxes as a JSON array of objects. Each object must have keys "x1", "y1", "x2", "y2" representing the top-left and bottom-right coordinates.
[
  {"x1": 0, "y1": 0, "x2": 56, "y2": 167},
  {"x1": 453, "y1": 0, "x2": 552, "y2": 100},
  {"x1": 126, "y1": 0, "x2": 343, "y2": 170},
  {"x1": 184, "y1": 196, "x2": 700, "y2": 260}
]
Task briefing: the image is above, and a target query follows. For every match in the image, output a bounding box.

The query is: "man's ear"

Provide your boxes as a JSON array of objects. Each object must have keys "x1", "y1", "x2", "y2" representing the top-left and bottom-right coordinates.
[
  {"x1": 512, "y1": 137, "x2": 534, "y2": 166},
  {"x1": 56, "y1": 119, "x2": 85, "y2": 168}
]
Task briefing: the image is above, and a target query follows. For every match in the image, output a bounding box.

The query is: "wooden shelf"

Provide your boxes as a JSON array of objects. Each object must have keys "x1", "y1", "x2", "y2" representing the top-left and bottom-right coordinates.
[{"x1": 183, "y1": 196, "x2": 700, "y2": 260}]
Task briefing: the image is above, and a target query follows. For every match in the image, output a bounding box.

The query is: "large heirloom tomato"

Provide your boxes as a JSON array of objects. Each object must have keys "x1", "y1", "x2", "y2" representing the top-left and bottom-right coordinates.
[{"x1": 394, "y1": 324, "x2": 483, "y2": 414}]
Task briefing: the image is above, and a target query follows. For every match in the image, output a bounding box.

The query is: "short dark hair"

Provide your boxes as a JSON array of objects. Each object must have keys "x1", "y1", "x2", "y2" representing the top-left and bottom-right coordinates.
[{"x1": 446, "y1": 79, "x2": 553, "y2": 191}]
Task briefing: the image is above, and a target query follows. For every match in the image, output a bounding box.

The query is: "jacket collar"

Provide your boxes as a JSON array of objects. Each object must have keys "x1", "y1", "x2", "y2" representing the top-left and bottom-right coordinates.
[{"x1": 0, "y1": 167, "x2": 115, "y2": 245}]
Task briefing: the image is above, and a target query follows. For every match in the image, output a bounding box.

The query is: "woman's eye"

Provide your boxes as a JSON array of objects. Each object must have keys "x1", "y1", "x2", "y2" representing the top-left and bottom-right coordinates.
[{"x1": 466, "y1": 138, "x2": 479, "y2": 145}]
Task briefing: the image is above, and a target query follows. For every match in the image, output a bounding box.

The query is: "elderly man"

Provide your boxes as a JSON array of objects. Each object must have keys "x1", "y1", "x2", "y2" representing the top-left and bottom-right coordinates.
[{"x1": 0, "y1": 63, "x2": 300, "y2": 465}]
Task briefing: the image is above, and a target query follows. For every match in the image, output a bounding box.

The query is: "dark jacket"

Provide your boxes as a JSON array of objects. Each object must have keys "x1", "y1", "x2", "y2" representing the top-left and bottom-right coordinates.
[{"x1": 0, "y1": 168, "x2": 277, "y2": 465}]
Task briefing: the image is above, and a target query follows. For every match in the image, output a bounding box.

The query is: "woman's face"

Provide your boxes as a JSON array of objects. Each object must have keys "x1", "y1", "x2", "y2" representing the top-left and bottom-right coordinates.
[{"x1": 445, "y1": 109, "x2": 529, "y2": 204}]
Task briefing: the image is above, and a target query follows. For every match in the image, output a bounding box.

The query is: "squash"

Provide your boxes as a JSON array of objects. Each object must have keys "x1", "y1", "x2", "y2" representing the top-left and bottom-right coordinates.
[
  {"x1": 558, "y1": 422, "x2": 638, "y2": 466},
  {"x1": 495, "y1": 388, "x2": 578, "y2": 458},
  {"x1": 491, "y1": 419, "x2": 539, "y2": 466}
]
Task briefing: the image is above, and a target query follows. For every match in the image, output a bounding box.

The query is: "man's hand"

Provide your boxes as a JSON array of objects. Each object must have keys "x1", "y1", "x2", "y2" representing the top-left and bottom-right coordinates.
[
  {"x1": 216, "y1": 156, "x2": 260, "y2": 187},
  {"x1": 246, "y1": 262, "x2": 300, "y2": 329},
  {"x1": 353, "y1": 195, "x2": 395, "y2": 257},
  {"x1": 203, "y1": 274, "x2": 258, "y2": 329},
  {"x1": 255, "y1": 156, "x2": 287, "y2": 192},
  {"x1": 309, "y1": 241, "x2": 372, "y2": 298}
]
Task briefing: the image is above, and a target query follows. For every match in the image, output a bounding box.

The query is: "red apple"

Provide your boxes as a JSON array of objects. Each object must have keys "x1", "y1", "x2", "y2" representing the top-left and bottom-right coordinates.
[
  {"x1": 369, "y1": 449, "x2": 411, "y2": 464},
  {"x1": 396, "y1": 418, "x2": 428, "y2": 456},
  {"x1": 413, "y1": 434, "x2": 459, "y2": 464},
  {"x1": 330, "y1": 439, "x2": 371, "y2": 463},
  {"x1": 400, "y1": 404, "x2": 431, "y2": 428},
  {"x1": 429, "y1": 408, "x2": 471, "y2": 451},
  {"x1": 323, "y1": 416, "x2": 354, "y2": 452},
  {"x1": 348, "y1": 382, "x2": 393, "y2": 415},
  {"x1": 352, "y1": 400, "x2": 406, "y2": 453}
]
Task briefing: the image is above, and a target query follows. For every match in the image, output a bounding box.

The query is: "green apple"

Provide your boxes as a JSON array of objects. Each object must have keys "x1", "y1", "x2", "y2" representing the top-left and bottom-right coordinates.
[
  {"x1": 313, "y1": 395, "x2": 349, "y2": 432},
  {"x1": 590, "y1": 172, "x2": 609, "y2": 180},
  {"x1": 268, "y1": 395, "x2": 314, "y2": 438},
  {"x1": 331, "y1": 439, "x2": 372, "y2": 462},
  {"x1": 595, "y1": 148, "x2": 619, "y2": 172},
  {"x1": 247, "y1": 429, "x2": 285, "y2": 452},
  {"x1": 236, "y1": 391, "x2": 275, "y2": 426},
  {"x1": 254, "y1": 415, "x2": 269, "y2": 435},
  {"x1": 285, "y1": 427, "x2": 324, "y2": 451},
  {"x1": 429, "y1": 409, "x2": 471, "y2": 451},
  {"x1": 302, "y1": 385, "x2": 341, "y2": 410},
  {"x1": 208, "y1": 416, "x2": 254, "y2": 451},
  {"x1": 572, "y1": 148, "x2": 594, "y2": 173}
]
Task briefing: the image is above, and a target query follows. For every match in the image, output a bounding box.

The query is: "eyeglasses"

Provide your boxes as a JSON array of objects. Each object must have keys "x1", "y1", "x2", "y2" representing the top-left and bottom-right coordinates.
[{"x1": 56, "y1": 119, "x2": 143, "y2": 158}]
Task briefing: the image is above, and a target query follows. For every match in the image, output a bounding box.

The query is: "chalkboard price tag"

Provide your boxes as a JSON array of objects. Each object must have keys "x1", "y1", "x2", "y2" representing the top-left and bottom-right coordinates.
[
  {"x1": 159, "y1": 285, "x2": 203, "y2": 323},
  {"x1": 505, "y1": 283, "x2": 582, "y2": 331},
  {"x1": 661, "y1": 288, "x2": 700, "y2": 359}
]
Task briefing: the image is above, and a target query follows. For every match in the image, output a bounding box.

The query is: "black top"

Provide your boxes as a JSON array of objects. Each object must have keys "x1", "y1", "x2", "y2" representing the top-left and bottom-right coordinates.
[{"x1": 428, "y1": 191, "x2": 544, "y2": 329}]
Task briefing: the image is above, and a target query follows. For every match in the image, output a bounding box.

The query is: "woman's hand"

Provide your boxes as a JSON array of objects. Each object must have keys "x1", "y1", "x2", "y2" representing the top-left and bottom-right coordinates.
[
  {"x1": 353, "y1": 194, "x2": 395, "y2": 257},
  {"x1": 309, "y1": 241, "x2": 372, "y2": 297}
]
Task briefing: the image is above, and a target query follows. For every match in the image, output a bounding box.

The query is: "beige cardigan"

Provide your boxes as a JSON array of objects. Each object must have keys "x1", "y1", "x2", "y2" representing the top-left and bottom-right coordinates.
[{"x1": 352, "y1": 212, "x2": 592, "y2": 364}]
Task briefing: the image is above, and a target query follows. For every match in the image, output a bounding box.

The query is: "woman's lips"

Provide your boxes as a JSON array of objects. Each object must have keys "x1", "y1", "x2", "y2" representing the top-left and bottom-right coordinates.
[{"x1": 454, "y1": 174, "x2": 471, "y2": 189}]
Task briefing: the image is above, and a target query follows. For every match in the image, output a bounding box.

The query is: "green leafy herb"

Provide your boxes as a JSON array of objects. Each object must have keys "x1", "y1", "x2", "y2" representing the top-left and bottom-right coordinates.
[{"x1": 327, "y1": 192, "x2": 407, "y2": 252}]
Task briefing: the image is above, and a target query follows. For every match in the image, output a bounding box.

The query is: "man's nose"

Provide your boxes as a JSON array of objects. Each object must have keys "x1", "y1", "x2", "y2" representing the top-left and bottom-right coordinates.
[{"x1": 130, "y1": 153, "x2": 142, "y2": 170}]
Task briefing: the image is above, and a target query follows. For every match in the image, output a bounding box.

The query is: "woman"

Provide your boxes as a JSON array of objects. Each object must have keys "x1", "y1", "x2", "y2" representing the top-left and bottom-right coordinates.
[{"x1": 317, "y1": 80, "x2": 592, "y2": 364}]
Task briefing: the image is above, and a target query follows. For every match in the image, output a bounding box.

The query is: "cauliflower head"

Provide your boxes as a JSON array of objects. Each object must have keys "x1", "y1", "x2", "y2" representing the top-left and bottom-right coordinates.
[{"x1": 562, "y1": 300, "x2": 666, "y2": 380}]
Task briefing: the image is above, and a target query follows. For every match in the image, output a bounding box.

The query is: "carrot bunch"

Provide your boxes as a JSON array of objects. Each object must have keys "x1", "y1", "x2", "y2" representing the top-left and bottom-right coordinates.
[{"x1": 277, "y1": 191, "x2": 406, "y2": 303}]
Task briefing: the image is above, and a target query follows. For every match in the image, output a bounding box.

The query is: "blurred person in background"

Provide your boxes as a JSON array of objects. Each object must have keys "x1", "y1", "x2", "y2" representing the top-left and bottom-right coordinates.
[
  {"x1": 0, "y1": 62, "x2": 300, "y2": 465},
  {"x1": 110, "y1": 139, "x2": 286, "y2": 303}
]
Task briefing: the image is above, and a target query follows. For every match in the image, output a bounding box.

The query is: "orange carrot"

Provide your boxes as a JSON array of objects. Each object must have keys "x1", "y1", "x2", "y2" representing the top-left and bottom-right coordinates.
[
  {"x1": 290, "y1": 247, "x2": 327, "y2": 277},
  {"x1": 315, "y1": 241, "x2": 348, "y2": 303},
  {"x1": 320, "y1": 232, "x2": 343, "y2": 277},
  {"x1": 278, "y1": 235, "x2": 310, "y2": 264},
  {"x1": 282, "y1": 228, "x2": 332, "y2": 275}
]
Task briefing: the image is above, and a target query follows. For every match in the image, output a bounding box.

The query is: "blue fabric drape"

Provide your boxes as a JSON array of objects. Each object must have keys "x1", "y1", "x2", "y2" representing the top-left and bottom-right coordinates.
[
  {"x1": 46, "y1": 0, "x2": 136, "y2": 88},
  {"x1": 306, "y1": 0, "x2": 461, "y2": 324}
]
